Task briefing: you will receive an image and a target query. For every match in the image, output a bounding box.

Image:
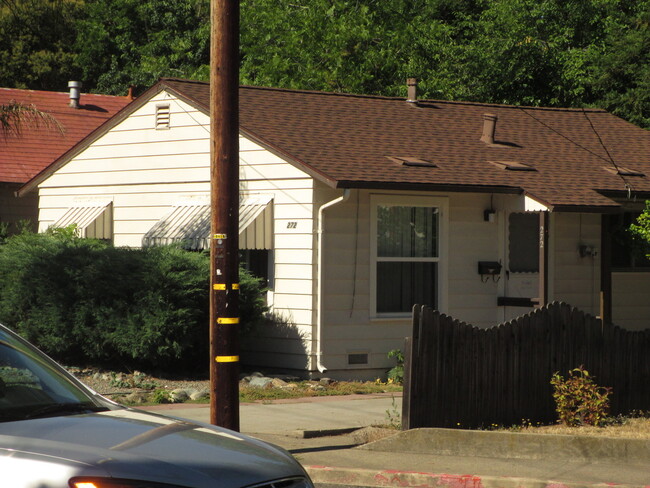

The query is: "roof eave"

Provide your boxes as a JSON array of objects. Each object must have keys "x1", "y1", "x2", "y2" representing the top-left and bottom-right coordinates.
[{"x1": 335, "y1": 180, "x2": 524, "y2": 195}]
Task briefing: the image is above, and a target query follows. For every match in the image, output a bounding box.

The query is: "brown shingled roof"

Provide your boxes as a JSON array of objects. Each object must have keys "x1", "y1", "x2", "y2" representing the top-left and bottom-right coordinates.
[
  {"x1": 164, "y1": 78, "x2": 650, "y2": 211},
  {"x1": 24, "y1": 78, "x2": 650, "y2": 211},
  {"x1": 0, "y1": 87, "x2": 130, "y2": 184}
]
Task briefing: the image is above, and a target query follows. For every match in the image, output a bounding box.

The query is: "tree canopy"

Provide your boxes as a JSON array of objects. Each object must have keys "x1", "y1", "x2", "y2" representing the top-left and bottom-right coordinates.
[{"x1": 1, "y1": 0, "x2": 649, "y2": 127}]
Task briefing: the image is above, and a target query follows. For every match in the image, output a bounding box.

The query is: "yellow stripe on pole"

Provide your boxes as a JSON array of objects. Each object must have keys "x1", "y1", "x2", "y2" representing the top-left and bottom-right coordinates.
[
  {"x1": 215, "y1": 356, "x2": 239, "y2": 363},
  {"x1": 232, "y1": 283, "x2": 239, "y2": 290},
  {"x1": 213, "y1": 284, "x2": 226, "y2": 290},
  {"x1": 217, "y1": 317, "x2": 240, "y2": 324}
]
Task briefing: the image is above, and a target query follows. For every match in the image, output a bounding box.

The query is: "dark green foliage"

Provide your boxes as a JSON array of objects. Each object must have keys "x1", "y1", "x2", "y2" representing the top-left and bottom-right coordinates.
[
  {"x1": 387, "y1": 348, "x2": 404, "y2": 383},
  {"x1": 630, "y1": 201, "x2": 650, "y2": 249},
  {"x1": 0, "y1": 0, "x2": 84, "y2": 90},
  {"x1": 2, "y1": 0, "x2": 650, "y2": 127},
  {"x1": 238, "y1": 266, "x2": 269, "y2": 335},
  {"x1": 0, "y1": 231, "x2": 267, "y2": 375},
  {"x1": 74, "y1": 0, "x2": 211, "y2": 94}
]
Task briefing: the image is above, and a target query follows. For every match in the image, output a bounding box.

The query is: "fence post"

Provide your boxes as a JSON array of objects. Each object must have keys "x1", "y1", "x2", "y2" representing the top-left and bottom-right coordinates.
[
  {"x1": 402, "y1": 335, "x2": 413, "y2": 430},
  {"x1": 402, "y1": 305, "x2": 421, "y2": 430}
]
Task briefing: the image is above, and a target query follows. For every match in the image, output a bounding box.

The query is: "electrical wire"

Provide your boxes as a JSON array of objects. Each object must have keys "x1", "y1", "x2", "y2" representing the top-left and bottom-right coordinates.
[{"x1": 581, "y1": 108, "x2": 634, "y2": 196}]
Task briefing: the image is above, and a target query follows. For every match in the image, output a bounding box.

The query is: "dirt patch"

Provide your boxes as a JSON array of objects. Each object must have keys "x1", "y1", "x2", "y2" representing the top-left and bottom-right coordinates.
[
  {"x1": 507, "y1": 417, "x2": 650, "y2": 439},
  {"x1": 68, "y1": 367, "x2": 401, "y2": 404}
]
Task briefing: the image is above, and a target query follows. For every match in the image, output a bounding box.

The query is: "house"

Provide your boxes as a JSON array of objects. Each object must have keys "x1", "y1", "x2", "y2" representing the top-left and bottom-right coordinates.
[
  {"x1": 0, "y1": 83, "x2": 131, "y2": 234},
  {"x1": 19, "y1": 78, "x2": 650, "y2": 379}
]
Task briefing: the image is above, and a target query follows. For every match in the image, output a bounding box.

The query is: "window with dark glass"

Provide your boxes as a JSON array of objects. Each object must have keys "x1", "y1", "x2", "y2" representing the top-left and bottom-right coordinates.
[
  {"x1": 609, "y1": 212, "x2": 650, "y2": 270},
  {"x1": 239, "y1": 249, "x2": 273, "y2": 288},
  {"x1": 376, "y1": 205, "x2": 438, "y2": 313},
  {"x1": 509, "y1": 213, "x2": 539, "y2": 273}
]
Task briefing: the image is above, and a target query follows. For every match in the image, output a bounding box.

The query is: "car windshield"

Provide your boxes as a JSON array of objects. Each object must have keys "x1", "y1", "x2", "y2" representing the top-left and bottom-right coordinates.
[{"x1": 0, "y1": 325, "x2": 109, "y2": 422}]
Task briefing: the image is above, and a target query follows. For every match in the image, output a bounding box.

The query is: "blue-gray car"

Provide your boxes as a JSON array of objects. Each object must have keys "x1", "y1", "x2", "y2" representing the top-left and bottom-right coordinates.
[{"x1": 0, "y1": 323, "x2": 314, "y2": 488}]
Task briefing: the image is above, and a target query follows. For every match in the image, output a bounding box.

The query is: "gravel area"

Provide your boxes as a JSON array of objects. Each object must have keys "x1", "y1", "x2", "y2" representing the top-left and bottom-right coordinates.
[{"x1": 67, "y1": 367, "x2": 209, "y2": 397}]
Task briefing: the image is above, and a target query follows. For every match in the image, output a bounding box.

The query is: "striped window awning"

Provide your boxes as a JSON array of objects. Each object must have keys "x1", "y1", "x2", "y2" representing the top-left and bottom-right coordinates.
[
  {"x1": 51, "y1": 201, "x2": 113, "y2": 239},
  {"x1": 142, "y1": 195, "x2": 273, "y2": 250}
]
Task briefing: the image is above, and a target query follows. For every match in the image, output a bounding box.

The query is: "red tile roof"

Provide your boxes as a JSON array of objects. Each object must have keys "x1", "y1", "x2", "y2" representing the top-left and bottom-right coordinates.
[{"x1": 0, "y1": 87, "x2": 131, "y2": 184}]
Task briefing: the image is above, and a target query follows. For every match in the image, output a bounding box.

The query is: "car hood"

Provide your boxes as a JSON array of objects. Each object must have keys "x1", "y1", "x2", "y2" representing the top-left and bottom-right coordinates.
[{"x1": 0, "y1": 407, "x2": 307, "y2": 488}]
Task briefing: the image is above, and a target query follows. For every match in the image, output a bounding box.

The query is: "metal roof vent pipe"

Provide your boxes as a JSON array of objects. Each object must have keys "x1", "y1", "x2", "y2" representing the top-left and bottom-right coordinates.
[
  {"x1": 481, "y1": 113, "x2": 498, "y2": 144},
  {"x1": 68, "y1": 81, "x2": 82, "y2": 108},
  {"x1": 406, "y1": 78, "x2": 418, "y2": 105}
]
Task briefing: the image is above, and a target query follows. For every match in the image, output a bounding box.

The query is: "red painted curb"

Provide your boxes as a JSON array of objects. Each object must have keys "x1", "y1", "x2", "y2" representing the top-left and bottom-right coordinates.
[{"x1": 304, "y1": 466, "x2": 650, "y2": 488}]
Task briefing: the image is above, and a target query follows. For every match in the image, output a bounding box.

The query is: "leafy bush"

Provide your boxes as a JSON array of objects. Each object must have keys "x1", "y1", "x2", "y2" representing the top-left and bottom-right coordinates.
[
  {"x1": 550, "y1": 366, "x2": 612, "y2": 427},
  {"x1": 0, "y1": 231, "x2": 267, "y2": 375},
  {"x1": 387, "y1": 349, "x2": 404, "y2": 383}
]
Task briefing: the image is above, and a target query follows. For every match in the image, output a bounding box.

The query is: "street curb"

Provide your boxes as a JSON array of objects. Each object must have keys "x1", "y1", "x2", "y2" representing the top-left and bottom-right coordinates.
[
  {"x1": 300, "y1": 427, "x2": 360, "y2": 438},
  {"x1": 359, "y1": 428, "x2": 650, "y2": 464},
  {"x1": 305, "y1": 466, "x2": 650, "y2": 488}
]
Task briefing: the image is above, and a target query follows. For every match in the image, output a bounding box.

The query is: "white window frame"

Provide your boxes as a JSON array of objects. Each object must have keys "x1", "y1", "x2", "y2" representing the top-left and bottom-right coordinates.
[{"x1": 370, "y1": 194, "x2": 448, "y2": 318}]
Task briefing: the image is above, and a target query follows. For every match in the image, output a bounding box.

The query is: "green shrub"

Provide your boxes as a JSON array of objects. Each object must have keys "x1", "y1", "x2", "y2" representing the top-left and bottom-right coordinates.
[
  {"x1": 151, "y1": 388, "x2": 172, "y2": 404},
  {"x1": 0, "y1": 231, "x2": 267, "y2": 375},
  {"x1": 387, "y1": 349, "x2": 404, "y2": 383},
  {"x1": 550, "y1": 366, "x2": 612, "y2": 427}
]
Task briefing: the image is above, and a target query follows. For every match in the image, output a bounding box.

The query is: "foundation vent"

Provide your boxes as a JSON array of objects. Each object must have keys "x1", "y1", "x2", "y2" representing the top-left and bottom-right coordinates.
[{"x1": 348, "y1": 353, "x2": 369, "y2": 365}]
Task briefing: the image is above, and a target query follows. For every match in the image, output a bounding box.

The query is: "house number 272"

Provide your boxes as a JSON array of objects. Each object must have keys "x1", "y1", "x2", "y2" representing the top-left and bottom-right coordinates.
[{"x1": 286, "y1": 222, "x2": 297, "y2": 229}]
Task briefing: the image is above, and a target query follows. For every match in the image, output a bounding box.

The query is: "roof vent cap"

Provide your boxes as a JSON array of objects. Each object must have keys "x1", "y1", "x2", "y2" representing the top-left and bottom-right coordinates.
[
  {"x1": 68, "y1": 81, "x2": 82, "y2": 109},
  {"x1": 481, "y1": 113, "x2": 498, "y2": 145},
  {"x1": 406, "y1": 78, "x2": 418, "y2": 104}
]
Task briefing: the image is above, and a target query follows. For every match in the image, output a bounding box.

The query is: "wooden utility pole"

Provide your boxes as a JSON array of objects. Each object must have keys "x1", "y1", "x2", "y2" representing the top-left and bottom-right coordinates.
[{"x1": 209, "y1": 0, "x2": 240, "y2": 430}]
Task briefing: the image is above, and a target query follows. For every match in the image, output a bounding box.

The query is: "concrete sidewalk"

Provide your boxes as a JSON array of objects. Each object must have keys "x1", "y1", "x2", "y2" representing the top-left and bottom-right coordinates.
[{"x1": 142, "y1": 395, "x2": 650, "y2": 488}]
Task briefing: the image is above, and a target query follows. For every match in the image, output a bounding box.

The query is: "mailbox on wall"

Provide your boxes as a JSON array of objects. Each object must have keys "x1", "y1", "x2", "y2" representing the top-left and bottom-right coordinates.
[{"x1": 478, "y1": 261, "x2": 502, "y2": 282}]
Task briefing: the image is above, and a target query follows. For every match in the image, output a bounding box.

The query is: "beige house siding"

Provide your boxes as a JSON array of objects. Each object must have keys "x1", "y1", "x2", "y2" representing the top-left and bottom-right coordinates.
[
  {"x1": 319, "y1": 189, "x2": 507, "y2": 379},
  {"x1": 239, "y1": 139, "x2": 316, "y2": 372},
  {"x1": 37, "y1": 91, "x2": 212, "y2": 246},
  {"x1": 37, "y1": 88, "x2": 317, "y2": 371},
  {"x1": 612, "y1": 273, "x2": 650, "y2": 330},
  {"x1": 551, "y1": 213, "x2": 601, "y2": 315},
  {"x1": 32, "y1": 85, "x2": 650, "y2": 379}
]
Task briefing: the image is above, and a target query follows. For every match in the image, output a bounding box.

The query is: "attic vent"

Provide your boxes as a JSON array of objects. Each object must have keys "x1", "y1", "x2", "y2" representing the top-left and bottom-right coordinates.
[
  {"x1": 488, "y1": 160, "x2": 536, "y2": 172},
  {"x1": 387, "y1": 156, "x2": 437, "y2": 168},
  {"x1": 603, "y1": 166, "x2": 645, "y2": 177},
  {"x1": 155, "y1": 104, "x2": 171, "y2": 129}
]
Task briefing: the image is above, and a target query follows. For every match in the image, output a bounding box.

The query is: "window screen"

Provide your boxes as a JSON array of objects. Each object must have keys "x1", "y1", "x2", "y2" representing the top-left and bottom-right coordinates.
[
  {"x1": 509, "y1": 213, "x2": 539, "y2": 273},
  {"x1": 375, "y1": 205, "x2": 439, "y2": 313}
]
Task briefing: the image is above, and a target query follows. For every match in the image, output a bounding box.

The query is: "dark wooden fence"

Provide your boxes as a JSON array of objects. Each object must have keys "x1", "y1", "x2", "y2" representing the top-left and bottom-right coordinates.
[{"x1": 402, "y1": 301, "x2": 650, "y2": 429}]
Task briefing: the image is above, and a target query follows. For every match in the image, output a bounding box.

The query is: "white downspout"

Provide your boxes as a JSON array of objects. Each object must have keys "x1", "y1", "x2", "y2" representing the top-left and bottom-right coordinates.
[{"x1": 316, "y1": 188, "x2": 351, "y2": 373}]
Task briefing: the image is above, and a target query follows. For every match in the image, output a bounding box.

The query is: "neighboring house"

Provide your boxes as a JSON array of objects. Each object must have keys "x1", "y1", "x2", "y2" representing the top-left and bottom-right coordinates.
[
  {"x1": 0, "y1": 83, "x2": 131, "y2": 234},
  {"x1": 19, "y1": 78, "x2": 650, "y2": 379}
]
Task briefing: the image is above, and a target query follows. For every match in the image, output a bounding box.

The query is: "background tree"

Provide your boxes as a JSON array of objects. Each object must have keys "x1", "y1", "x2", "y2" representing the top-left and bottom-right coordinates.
[
  {"x1": 629, "y1": 201, "x2": 650, "y2": 256},
  {"x1": 0, "y1": 0, "x2": 83, "y2": 90},
  {"x1": 591, "y1": 2, "x2": 650, "y2": 128},
  {"x1": 2, "y1": 0, "x2": 650, "y2": 128},
  {"x1": 74, "y1": 0, "x2": 211, "y2": 94}
]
